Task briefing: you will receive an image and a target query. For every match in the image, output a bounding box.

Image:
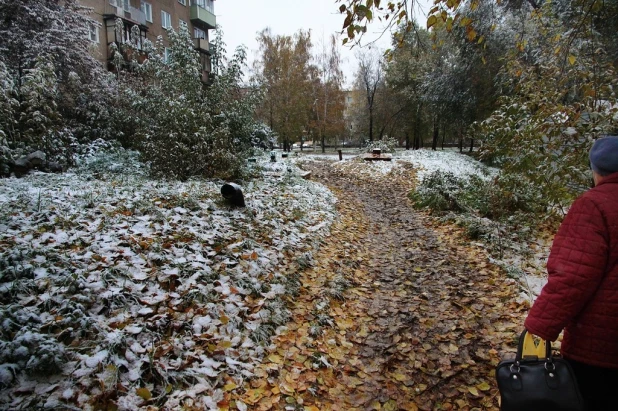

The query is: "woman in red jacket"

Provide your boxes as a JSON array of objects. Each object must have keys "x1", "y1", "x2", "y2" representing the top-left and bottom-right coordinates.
[{"x1": 525, "y1": 136, "x2": 618, "y2": 410}]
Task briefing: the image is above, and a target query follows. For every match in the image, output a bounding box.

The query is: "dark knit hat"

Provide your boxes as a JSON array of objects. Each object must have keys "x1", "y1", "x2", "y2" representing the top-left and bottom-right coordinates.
[{"x1": 589, "y1": 136, "x2": 618, "y2": 176}]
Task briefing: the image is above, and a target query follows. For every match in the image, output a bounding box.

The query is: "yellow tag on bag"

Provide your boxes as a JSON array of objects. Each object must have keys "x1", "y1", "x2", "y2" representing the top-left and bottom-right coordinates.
[{"x1": 522, "y1": 331, "x2": 547, "y2": 358}]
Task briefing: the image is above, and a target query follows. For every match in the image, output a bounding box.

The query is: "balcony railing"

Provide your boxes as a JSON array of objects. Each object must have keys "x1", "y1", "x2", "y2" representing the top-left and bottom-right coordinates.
[
  {"x1": 192, "y1": 0, "x2": 214, "y2": 13},
  {"x1": 104, "y1": 4, "x2": 147, "y2": 26},
  {"x1": 190, "y1": 1, "x2": 216, "y2": 30},
  {"x1": 193, "y1": 38, "x2": 210, "y2": 53}
]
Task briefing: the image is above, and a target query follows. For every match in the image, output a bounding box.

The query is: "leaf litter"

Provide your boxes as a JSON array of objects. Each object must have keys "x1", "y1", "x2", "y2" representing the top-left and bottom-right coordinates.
[
  {"x1": 1, "y1": 149, "x2": 544, "y2": 410},
  {"x1": 235, "y1": 154, "x2": 530, "y2": 410}
]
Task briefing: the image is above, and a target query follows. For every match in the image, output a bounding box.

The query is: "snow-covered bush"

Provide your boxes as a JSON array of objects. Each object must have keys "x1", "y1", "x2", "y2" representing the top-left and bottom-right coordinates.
[
  {"x1": 0, "y1": 0, "x2": 119, "y2": 166},
  {"x1": 412, "y1": 169, "x2": 542, "y2": 258},
  {"x1": 412, "y1": 169, "x2": 543, "y2": 219},
  {"x1": 250, "y1": 123, "x2": 278, "y2": 151},
  {"x1": 410, "y1": 170, "x2": 468, "y2": 212},
  {"x1": 112, "y1": 24, "x2": 262, "y2": 180},
  {"x1": 364, "y1": 136, "x2": 398, "y2": 153}
]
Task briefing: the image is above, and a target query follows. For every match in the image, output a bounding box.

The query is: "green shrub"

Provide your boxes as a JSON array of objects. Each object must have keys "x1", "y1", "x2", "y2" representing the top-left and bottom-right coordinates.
[
  {"x1": 411, "y1": 169, "x2": 543, "y2": 257},
  {"x1": 410, "y1": 171, "x2": 467, "y2": 213}
]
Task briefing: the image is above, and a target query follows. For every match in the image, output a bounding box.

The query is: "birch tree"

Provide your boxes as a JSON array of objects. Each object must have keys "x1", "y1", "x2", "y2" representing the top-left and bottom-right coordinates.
[{"x1": 311, "y1": 34, "x2": 345, "y2": 152}]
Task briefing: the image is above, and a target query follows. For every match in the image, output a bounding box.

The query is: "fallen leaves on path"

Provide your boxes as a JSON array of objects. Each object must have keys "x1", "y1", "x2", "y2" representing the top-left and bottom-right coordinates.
[{"x1": 233, "y1": 158, "x2": 529, "y2": 410}]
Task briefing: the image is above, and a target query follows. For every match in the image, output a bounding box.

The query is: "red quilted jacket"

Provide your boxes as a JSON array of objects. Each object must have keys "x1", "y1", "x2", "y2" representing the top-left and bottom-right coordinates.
[{"x1": 525, "y1": 172, "x2": 618, "y2": 368}]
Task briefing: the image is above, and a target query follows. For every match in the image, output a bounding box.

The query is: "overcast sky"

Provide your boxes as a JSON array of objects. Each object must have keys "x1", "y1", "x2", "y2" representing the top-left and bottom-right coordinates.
[{"x1": 214, "y1": 0, "x2": 432, "y2": 88}]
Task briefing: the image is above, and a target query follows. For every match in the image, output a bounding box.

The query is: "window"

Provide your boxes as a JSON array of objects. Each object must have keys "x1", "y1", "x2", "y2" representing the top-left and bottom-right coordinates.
[
  {"x1": 110, "y1": 0, "x2": 130, "y2": 11},
  {"x1": 193, "y1": 0, "x2": 214, "y2": 13},
  {"x1": 88, "y1": 23, "x2": 99, "y2": 43},
  {"x1": 194, "y1": 27, "x2": 206, "y2": 39},
  {"x1": 178, "y1": 0, "x2": 186, "y2": 5},
  {"x1": 161, "y1": 10, "x2": 172, "y2": 29},
  {"x1": 140, "y1": 1, "x2": 152, "y2": 22},
  {"x1": 164, "y1": 47, "x2": 172, "y2": 63}
]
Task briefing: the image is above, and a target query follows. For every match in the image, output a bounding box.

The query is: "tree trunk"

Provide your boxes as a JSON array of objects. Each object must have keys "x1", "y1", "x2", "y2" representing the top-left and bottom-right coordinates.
[
  {"x1": 405, "y1": 131, "x2": 410, "y2": 150},
  {"x1": 469, "y1": 138, "x2": 474, "y2": 153},
  {"x1": 431, "y1": 118, "x2": 439, "y2": 151},
  {"x1": 368, "y1": 108, "x2": 374, "y2": 142},
  {"x1": 441, "y1": 124, "x2": 446, "y2": 150}
]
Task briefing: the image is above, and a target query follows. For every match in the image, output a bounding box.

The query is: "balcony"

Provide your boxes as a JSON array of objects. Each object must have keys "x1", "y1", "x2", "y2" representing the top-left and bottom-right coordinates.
[
  {"x1": 104, "y1": 4, "x2": 147, "y2": 26},
  {"x1": 190, "y1": 2, "x2": 216, "y2": 30},
  {"x1": 193, "y1": 38, "x2": 211, "y2": 54}
]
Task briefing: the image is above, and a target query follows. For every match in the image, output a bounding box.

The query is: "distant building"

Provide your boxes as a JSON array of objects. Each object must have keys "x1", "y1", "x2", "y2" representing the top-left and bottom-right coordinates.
[{"x1": 80, "y1": 0, "x2": 216, "y2": 83}]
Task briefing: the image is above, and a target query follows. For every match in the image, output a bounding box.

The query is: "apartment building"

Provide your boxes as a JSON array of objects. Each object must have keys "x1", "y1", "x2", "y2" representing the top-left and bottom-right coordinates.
[{"x1": 80, "y1": 0, "x2": 216, "y2": 82}]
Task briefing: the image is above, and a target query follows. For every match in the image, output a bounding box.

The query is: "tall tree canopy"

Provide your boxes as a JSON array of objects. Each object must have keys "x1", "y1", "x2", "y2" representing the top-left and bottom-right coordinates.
[
  {"x1": 253, "y1": 29, "x2": 314, "y2": 151},
  {"x1": 310, "y1": 34, "x2": 345, "y2": 151}
]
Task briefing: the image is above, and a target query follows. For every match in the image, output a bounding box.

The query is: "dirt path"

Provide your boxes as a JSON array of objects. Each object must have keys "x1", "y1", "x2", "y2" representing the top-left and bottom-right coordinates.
[{"x1": 237, "y1": 159, "x2": 527, "y2": 411}]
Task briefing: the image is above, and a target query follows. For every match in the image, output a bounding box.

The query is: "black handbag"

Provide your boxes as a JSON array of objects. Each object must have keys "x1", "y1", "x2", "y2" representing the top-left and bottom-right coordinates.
[{"x1": 495, "y1": 329, "x2": 584, "y2": 411}]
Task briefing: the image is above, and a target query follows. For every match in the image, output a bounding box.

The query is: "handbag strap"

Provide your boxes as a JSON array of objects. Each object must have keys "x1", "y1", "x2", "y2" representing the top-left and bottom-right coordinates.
[{"x1": 517, "y1": 329, "x2": 552, "y2": 360}]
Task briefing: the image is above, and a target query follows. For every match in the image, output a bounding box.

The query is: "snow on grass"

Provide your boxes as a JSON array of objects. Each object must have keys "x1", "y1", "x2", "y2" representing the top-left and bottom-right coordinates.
[
  {"x1": 295, "y1": 148, "x2": 497, "y2": 181},
  {"x1": 394, "y1": 148, "x2": 498, "y2": 181},
  {"x1": 0, "y1": 151, "x2": 336, "y2": 410}
]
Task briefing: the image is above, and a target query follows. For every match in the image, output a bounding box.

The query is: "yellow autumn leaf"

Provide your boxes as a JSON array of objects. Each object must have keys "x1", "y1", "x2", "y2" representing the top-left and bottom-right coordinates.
[
  {"x1": 568, "y1": 55, "x2": 577, "y2": 65},
  {"x1": 393, "y1": 373, "x2": 407, "y2": 382},
  {"x1": 427, "y1": 15, "x2": 437, "y2": 29},
  {"x1": 460, "y1": 17, "x2": 473, "y2": 27},
  {"x1": 468, "y1": 386, "x2": 480, "y2": 396},
  {"x1": 136, "y1": 387, "x2": 152, "y2": 400},
  {"x1": 383, "y1": 399, "x2": 398, "y2": 411},
  {"x1": 268, "y1": 354, "x2": 283, "y2": 364},
  {"x1": 467, "y1": 29, "x2": 477, "y2": 42},
  {"x1": 219, "y1": 340, "x2": 232, "y2": 349},
  {"x1": 224, "y1": 383, "x2": 237, "y2": 391},
  {"x1": 280, "y1": 382, "x2": 295, "y2": 394},
  {"x1": 477, "y1": 381, "x2": 491, "y2": 391}
]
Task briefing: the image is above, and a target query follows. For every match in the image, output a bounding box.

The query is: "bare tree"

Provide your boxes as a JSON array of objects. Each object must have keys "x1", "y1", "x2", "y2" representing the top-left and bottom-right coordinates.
[{"x1": 355, "y1": 49, "x2": 383, "y2": 142}]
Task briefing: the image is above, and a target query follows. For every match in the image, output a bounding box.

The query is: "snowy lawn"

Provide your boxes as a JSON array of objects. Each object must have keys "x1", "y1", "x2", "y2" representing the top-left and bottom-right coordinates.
[
  {"x1": 297, "y1": 148, "x2": 497, "y2": 180},
  {"x1": 0, "y1": 151, "x2": 336, "y2": 410}
]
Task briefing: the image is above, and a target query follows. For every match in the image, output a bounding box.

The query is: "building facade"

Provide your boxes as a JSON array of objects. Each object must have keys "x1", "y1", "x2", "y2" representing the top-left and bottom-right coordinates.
[{"x1": 80, "y1": 0, "x2": 216, "y2": 82}]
